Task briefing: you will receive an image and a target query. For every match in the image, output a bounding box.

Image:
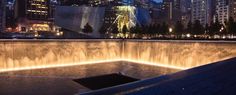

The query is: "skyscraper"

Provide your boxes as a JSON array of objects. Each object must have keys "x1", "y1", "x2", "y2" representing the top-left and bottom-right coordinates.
[
  {"x1": 162, "y1": 0, "x2": 181, "y2": 24},
  {"x1": 180, "y1": 0, "x2": 191, "y2": 26},
  {"x1": 0, "y1": 0, "x2": 5, "y2": 32},
  {"x1": 26, "y1": 0, "x2": 51, "y2": 20},
  {"x1": 215, "y1": 0, "x2": 229, "y2": 24},
  {"x1": 191, "y1": 0, "x2": 213, "y2": 25},
  {"x1": 14, "y1": 0, "x2": 55, "y2": 32},
  {"x1": 229, "y1": 0, "x2": 236, "y2": 20}
]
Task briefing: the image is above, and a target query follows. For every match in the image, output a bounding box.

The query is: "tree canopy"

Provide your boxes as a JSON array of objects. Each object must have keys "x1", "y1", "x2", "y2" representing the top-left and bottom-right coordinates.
[{"x1": 82, "y1": 23, "x2": 93, "y2": 34}]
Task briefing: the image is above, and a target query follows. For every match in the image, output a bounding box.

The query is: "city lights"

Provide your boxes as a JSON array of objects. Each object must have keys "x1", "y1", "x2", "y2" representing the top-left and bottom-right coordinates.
[
  {"x1": 0, "y1": 0, "x2": 236, "y2": 95},
  {"x1": 186, "y1": 34, "x2": 191, "y2": 38},
  {"x1": 169, "y1": 28, "x2": 173, "y2": 33},
  {"x1": 0, "y1": 0, "x2": 235, "y2": 39},
  {"x1": 115, "y1": 6, "x2": 136, "y2": 32}
]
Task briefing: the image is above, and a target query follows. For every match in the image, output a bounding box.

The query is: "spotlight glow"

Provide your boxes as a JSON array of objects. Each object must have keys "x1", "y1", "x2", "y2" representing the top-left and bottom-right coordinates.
[
  {"x1": 0, "y1": 59, "x2": 185, "y2": 73},
  {"x1": 0, "y1": 40, "x2": 235, "y2": 73}
]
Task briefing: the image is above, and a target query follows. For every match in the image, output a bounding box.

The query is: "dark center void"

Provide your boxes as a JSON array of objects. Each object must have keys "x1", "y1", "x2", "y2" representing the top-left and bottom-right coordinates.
[
  {"x1": 0, "y1": 62, "x2": 179, "y2": 95},
  {"x1": 74, "y1": 73, "x2": 139, "y2": 90},
  {"x1": 81, "y1": 58, "x2": 236, "y2": 95}
]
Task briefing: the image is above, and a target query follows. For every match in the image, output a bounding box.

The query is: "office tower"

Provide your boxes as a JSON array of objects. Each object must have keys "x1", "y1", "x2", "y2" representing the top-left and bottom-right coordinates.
[
  {"x1": 162, "y1": 0, "x2": 181, "y2": 24},
  {"x1": 26, "y1": 0, "x2": 50, "y2": 20},
  {"x1": 14, "y1": 0, "x2": 54, "y2": 32}
]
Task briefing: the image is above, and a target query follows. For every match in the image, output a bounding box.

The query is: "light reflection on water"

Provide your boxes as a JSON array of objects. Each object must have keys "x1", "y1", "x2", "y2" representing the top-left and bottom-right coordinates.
[
  {"x1": 0, "y1": 62, "x2": 179, "y2": 95},
  {"x1": 0, "y1": 40, "x2": 235, "y2": 95}
]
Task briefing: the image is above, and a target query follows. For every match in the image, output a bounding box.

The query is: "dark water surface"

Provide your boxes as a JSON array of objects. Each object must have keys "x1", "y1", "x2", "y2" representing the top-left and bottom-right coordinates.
[{"x1": 0, "y1": 62, "x2": 179, "y2": 95}]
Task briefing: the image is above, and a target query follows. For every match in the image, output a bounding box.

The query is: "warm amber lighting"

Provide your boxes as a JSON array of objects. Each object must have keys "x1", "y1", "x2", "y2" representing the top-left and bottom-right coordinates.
[
  {"x1": 0, "y1": 41, "x2": 235, "y2": 73},
  {"x1": 0, "y1": 59, "x2": 185, "y2": 73},
  {"x1": 31, "y1": 24, "x2": 50, "y2": 31},
  {"x1": 115, "y1": 6, "x2": 136, "y2": 32}
]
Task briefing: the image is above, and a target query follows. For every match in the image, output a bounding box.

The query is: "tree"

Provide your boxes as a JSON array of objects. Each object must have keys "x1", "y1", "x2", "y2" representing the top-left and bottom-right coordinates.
[
  {"x1": 186, "y1": 21, "x2": 192, "y2": 34},
  {"x1": 209, "y1": 18, "x2": 222, "y2": 35},
  {"x1": 112, "y1": 23, "x2": 119, "y2": 34},
  {"x1": 122, "y1": 25, "x2": 128, "y2": 34},
  {"x1": 130, "y1": 24, "x2": 143, "y2": 38},
  {"x1": 160, "y1": 22, "x2": 169, "y2": 35},
  {"x1": 226, "y1": 17, "x2": 236, "y2": 35},
  {"x1": 205, "y1": 24, "x2": 209, "y2": 35},
  {"x1": 208, "y1": 21, "x2": 215, "y2": 36},
  {"x1": 215, "y1": 18, "x2": 222, "y2": 34},
  {"x1": 99, "y1": 24, "x2": 107, "y2": 35},
  {"x1": 174, "y1": 21, "x2": 184, "y2": 36},
  {"x1": 130, "y1": 27, "x2": 135, "y2": 34},
  {"x1": 154, "y1": 24, "x2": 161, "y2": 35},
  {"x1": 192, "y1": 20, "x2": 204, "y2": 35},
  {"x1": 82, "y1": 23, "x2": 93, "y2": 34}
]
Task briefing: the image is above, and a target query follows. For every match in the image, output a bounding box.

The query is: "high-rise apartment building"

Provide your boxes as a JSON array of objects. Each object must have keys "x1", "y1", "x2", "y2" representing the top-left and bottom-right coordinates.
[
  {"x1": 229, "y1": 0, "x2": 236, "y2": 20},
  {"x1": 215, "y1": 0, "x2": 229, "y2": 24},
  {"x1": 191, "y1": 0, "x2": 213, "y2": 25},
  {"x1": 162, "y1": 0, "x2": 181, "y2": 24}
]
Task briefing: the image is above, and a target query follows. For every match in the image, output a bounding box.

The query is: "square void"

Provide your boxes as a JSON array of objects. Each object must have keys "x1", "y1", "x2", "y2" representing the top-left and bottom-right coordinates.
[{"x1": 73, "y1": 73, "x2": 139, "y2": 90}]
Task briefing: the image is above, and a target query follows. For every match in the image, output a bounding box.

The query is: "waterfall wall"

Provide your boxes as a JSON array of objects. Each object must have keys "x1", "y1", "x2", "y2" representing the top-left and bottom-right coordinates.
[{"x1": 1, "y1": 40, "x2": 236, "y2": 72}]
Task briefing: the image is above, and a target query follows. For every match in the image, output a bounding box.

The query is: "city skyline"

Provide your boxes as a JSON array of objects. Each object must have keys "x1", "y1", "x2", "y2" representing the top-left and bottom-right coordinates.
[
  {"x1": 1, "y1": 0, "x2": 236, "y2": 95},
  {"x1": 1, "y1": 0, "x2": 236, "y2": 39}
]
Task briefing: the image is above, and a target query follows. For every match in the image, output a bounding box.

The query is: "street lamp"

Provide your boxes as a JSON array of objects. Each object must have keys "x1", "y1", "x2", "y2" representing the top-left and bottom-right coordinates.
[
  {"x1": 219, "y1": 27, "x2": 224, "y2": 32},
  {"x1": 169, "y1": 28, "x2": 173, "y2": 33},
  {"x1": 186, "y1": 34, "x2": 191, "y2": 38}
]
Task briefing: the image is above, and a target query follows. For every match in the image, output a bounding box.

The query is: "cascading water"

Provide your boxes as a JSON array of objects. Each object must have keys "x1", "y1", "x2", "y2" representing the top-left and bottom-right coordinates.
[
  {"x1": 1, "y1": 40, "x2": 236, "y2": 72},
  {"x1": 124, "y1": 40, "x2": 236, "y2": 69}
]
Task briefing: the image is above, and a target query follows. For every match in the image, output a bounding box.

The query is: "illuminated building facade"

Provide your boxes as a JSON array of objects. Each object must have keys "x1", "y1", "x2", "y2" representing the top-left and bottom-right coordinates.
[
  {"x1": 162, "y1": 0, "x2": 181, "y2": 24},
  {"x1": 0, "y1": 0, "x2": 5, "y2": 32},
  {"x1": 229, "y1": 0, "x2": 236, "y2": 20},
  {"x1": 14, "y1": 0, "x2": 61, "y2": 35},
  {"x1": 191, "y1": 0, "x2": 213, "y2": 25},
  {"x1": 61, "y1": 0, "x2": 121, "y2": 6},
  {"x1": 103, "y1": 6, "x2": 117, "y2": 32},
  {"x1": 88, "y1": 0, "x2": 110, "y2": 6},
  {"x1": 215, "y1": 0, "x2": 229, "y2": 24},
  {"x1": 26, "y1": 0, "x2": 50, "y2": 20}
]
